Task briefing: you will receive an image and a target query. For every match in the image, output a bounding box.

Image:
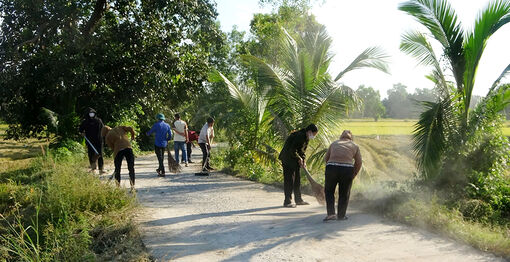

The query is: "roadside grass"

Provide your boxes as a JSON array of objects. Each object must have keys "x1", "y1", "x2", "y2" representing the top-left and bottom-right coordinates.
[{"x1": 0, "y1": 127, "x2": 152, "y2": 261}]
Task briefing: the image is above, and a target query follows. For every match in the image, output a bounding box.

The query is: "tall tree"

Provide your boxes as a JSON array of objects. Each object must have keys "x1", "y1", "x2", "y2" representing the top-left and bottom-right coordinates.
[{"x1": 0, "y1": 0, "x2": 223, "y2": 142}]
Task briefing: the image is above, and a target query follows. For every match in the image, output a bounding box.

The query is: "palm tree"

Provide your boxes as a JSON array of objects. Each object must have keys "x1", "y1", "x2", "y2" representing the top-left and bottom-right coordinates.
[
  {"x1": 217, "y1": 24, "x2": 389, "y2": 165},
  {"x1": 399, "y1": 0, "x2": 510, "y2": 179}
]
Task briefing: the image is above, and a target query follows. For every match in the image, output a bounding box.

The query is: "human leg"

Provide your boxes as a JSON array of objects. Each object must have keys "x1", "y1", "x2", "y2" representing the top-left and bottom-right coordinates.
[
  {"x1": 113, "y1": 151, "x2": 125, "y2": 185},
  {"x1": 155, "y1": 146, "x2": 165, "y2": 174},
  {"x1": 282, "y1": 163, "x2": 295, "y2": 205},
  {"x1": 324, "y1": 165, "x2": 339, "y2": 216},
  {"x1": 174, "y1": 142, "x2": 181, "y2": 164},
  {"x1": 199, "y1": 143, "x2": 209, "y2": 170},
  {"x1": 186, "y1": 142, "x2": 192, "y2": 162},
  {"x1": 292, "y1": 165, "x2": 303, "y2": 203},
  {"x1": 337, "y1": 167, "x2": 355, "y2": 218},
  {"x1": 125, "y1": 148, "x2": 135, "y2": 188},
  {"x1": 87, "y1": 147, "x2": 97, "y2": 170}
]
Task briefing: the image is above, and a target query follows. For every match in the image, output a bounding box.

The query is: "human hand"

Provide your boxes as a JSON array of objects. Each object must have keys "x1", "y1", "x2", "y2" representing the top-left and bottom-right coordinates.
[{"x1": 298, "y1": 158, "x2": 305, "y2": 168}]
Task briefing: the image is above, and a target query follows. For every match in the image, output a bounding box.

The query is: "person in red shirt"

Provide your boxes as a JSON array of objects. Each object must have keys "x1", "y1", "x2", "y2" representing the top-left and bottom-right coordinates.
[{"x1": 186, "y1": 126, "x2": 199, "y2": 163}]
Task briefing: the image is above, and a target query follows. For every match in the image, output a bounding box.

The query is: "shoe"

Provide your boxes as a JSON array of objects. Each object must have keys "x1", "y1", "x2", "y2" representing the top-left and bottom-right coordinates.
[
  {"x1": 206, "y1": 166, "x2": 215, "y2": 171},
  {"x1": 185, "y1": 162, "x2": 188, "y2": 167},
  {"x1": 337, "y1": 216, "x2": 348, "y2": 221},
  {"x1": 323, "y1": 215, "x2": 337, "y2": 222},
  {"x1": 188, "y1": 160, "x2": 194, "y2": 163},
  {"x1": 296, "y1": 201, "x2": 309, "y2": 205},
  {"x1": 156, "y1": 168, "x2": 161, "y2": 175},
  {"x1": 158, "y1": 172, "x2": 165, "y2": 177},
  {"x1": 283, "y1": 203, "x2": 296, "y2": 208},
  {"x1": 99, "y1": 170, "x2": 107, "y2": 174}
]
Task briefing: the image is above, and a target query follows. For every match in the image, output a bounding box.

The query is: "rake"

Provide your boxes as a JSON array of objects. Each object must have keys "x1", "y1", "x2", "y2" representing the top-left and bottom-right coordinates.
[{"x1": 303, "y1": 168, "x2": 326, "y2": 205}]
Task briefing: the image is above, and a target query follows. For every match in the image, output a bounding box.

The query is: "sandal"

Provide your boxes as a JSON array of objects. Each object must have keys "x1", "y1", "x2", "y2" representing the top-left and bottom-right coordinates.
[{"x1": 323, "y1": 215, "x2": 337, "y2": 222}]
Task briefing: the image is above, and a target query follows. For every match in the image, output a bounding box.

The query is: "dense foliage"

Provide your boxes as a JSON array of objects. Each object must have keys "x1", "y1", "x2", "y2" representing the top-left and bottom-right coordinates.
[
  {"x1": 400, "y1": 0, "x2": 510, "y2": 220},
  {"x1": 0, "y1": 0, "x2": 224, "y2": 147}
]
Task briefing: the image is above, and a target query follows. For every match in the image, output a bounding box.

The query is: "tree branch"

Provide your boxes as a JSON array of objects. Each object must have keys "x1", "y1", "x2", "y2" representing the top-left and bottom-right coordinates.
[
  {"x1": 14, "y1": 23, "x2": 48, "y2": 51},
  {"x1": 82, "y1": 0, "x2": 108, "y2": 36}
]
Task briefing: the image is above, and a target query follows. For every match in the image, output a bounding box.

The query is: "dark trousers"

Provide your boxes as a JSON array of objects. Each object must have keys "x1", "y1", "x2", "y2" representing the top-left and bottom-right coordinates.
[
  {"x1": 154, "y1": 146, "x2": 166, "y2": 174},
  {"x1": 87, "y1": 143, "x2": 103, "y2": 170},
  {"x1": 324, "y1": 165, "x2": 355, "y2": 217},
  {"x1": 114, "y1": 148, "x2": 135, "y2": 186},
  {"x1": 186, "y1": 142, "x2": 192, "y2": 161},
  {"x1": 282, "y1": 162, "x2": 303, "y2": 204},
  {"x1": 198, "y1": 143, "x2": 210, "y2": 169}
]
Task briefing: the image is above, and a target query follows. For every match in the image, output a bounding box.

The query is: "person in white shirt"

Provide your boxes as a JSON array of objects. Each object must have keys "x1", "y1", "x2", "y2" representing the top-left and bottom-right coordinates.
[
  {"x1": 172, "y1": 113, "x2": 189, "y2": 167},
  {"x1": 198, "y1": 117, "x2": 215, "y2": 171}
]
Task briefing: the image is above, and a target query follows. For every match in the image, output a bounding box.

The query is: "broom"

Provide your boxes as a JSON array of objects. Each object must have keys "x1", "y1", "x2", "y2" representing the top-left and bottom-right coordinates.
[
  {"x1": 303, "y1": 168, "x2": 326, "y2": 205},
  {"x1": 166, "y1": 145, "x2": 181, "y2": 173}
]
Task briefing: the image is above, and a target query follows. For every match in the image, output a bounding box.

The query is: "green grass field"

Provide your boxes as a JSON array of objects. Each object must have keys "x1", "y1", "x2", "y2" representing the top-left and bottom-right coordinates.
[{"x1": 340, "y1": 119, "x2": 510, "y2": 136}]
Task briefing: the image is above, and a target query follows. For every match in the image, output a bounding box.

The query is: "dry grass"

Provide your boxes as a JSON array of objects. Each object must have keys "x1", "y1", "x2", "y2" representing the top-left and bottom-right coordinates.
[
  {"x1": 340, "y1": 119, "x2": 510, "y2": 136},
  {"x1": 0, "y1": 124, "x2": 49, "y2": 172}
]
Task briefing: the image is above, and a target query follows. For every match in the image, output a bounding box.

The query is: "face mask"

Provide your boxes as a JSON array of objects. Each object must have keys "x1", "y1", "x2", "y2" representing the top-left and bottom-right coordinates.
[{"x1": 89, "y1": 113, "x2": 95, "y2": 118}]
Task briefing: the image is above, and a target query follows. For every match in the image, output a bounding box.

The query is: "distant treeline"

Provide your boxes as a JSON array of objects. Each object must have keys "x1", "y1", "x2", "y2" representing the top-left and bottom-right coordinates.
[{"x1": 350, "y1": 83, "x2": 510, "y2": 120}]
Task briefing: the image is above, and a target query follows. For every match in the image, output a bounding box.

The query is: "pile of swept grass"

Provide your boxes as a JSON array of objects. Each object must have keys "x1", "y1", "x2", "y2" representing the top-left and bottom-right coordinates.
[{"x1": 0, "y1": 145, "x2": 152, "y2": 261}]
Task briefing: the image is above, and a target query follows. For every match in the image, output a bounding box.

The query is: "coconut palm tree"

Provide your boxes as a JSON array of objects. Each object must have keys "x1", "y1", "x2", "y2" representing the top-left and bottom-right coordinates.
[
  {"x1": 399, "y1": 0, "x2": 510, "y2": 179},
  {"x1": 217, "y1": 23, "x2": 389, "y2": 165}
]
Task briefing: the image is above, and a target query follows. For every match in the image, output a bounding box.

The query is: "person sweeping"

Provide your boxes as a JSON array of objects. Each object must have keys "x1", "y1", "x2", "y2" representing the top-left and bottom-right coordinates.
[
  {"x1": 146, "y1": 113, "x2": 172, "y2": 177},
  {"x1": 101, "y1": 125, "x2": 137, "y2": 192},
  {"x1": 322, "y1": 130, "x2": 362, "y2": 221},
  {"x1": 278, "y1": 124, "x2": 318, "y2": 208},
  {"x1": 79, "y1": 108, "x2": 105, "y2": 174}
]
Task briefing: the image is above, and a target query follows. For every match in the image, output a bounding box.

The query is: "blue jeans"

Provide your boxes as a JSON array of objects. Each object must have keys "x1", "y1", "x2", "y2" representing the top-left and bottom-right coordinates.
[{"x1": 174, "y1": 141, "x2": 187, "y2": 163}]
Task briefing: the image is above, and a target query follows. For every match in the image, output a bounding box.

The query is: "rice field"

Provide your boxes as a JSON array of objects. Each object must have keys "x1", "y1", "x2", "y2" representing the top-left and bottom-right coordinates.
[{"x1": 339, "y1": 119, "x2": 510, "y2": 136}]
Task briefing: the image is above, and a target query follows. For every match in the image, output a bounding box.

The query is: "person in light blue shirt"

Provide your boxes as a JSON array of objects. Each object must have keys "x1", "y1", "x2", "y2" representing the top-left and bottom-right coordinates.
[{"x1": 146, "y1": 113, "x2": 172, "y2": 177}]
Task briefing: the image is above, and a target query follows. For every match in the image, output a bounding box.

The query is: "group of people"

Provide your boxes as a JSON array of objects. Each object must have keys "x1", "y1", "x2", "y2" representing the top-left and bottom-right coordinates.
[
  {"x1": 79, "y1": 108, "x2": 215, "y2": 192},
  {"x1": 81, "y1": 108, "x2": 362, "y2": 220},
  {"x1": 278, "y1": 124, "x2": 362, "y2": 221}
]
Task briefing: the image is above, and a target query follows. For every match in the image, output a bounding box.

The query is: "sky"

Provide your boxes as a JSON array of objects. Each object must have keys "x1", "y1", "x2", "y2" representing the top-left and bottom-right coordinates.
[{"x1": 215, "y1": 0, "x2": 510, "y2": 98}]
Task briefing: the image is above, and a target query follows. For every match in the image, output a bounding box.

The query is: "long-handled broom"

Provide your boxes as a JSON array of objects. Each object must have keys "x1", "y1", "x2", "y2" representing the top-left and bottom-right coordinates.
[
  {"x1": 303, "y1": 168, "x2": 326, "y2": 205},
  {"x1": 166, "y1": 145, "x2": 181, "y2": 173}
]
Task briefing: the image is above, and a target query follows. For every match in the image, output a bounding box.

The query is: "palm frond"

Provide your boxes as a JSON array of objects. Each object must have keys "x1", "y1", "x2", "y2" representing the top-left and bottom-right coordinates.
[
  {"x1": 334, "y1": 46, "x2": 390, "y2": 81},
  {"x1": 399, "y1": 0, "x2": 465, "y2": 87},
  {"x1": 489, "y1": 63, "x2": 510, "y2": 95},
  {"x1": 463, "y1": 0, "x2": 510, "y2": 120},
  {"x1": 400, "y1": 30, "x2": 448, "y2": 94},
  {"x1": 412, "y1": 98, "x2": 452, "y2": 179}
]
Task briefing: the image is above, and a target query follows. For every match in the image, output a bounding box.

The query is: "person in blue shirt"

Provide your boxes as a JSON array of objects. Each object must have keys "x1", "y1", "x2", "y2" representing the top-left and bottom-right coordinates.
[{"x1": 146, "y1": 113, "x2": 172, "y2": 177}]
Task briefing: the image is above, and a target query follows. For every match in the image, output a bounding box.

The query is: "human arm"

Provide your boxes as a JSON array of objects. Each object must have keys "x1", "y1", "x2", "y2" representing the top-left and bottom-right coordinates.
[
  {"x1": 324, "y1": 144, "x2": 332, "y2": 163},
  {"x1": 185, "y1": 124, "x2": 189, "y2": 142},
  {"x1": 353, "y1": 147, "x2": 362, "y2": 177},
  {"x1": 293, "y1": 132, "x2": 307, "y2": 168},
  {"x1": 122, "y1": 126, "x2": 136, "y2": 141},
  {"x1": 146, "y1": 124, "x2": 155, "y2": 136},
  {"x1": 167, "y1": 126, "x2": 173, "y2": 141}
]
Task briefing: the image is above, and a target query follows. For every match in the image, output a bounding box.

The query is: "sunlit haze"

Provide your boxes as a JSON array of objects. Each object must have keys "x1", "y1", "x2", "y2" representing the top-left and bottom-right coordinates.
[{"x1": 215, "y1": 0, "x2": 510, "y2": 98}]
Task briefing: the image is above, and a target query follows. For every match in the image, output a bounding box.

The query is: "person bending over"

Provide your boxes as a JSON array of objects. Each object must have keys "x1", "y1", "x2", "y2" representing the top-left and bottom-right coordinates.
[
  {"x1": 323, "y1": 130, "x2": 362, "y2": 221},
  {"x1": 278, "y1": 124, "x2": 318, "y2": 208},
  {"x1": 102, "y1": 125, "x2": 136, "y2": 192}
]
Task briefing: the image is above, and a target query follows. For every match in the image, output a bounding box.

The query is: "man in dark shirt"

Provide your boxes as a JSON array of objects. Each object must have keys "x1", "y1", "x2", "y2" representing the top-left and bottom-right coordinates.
[
  {"x1": 278, "y1": 124, "x2": 318, "y2": 207},
  {"x1": 79, "y1": 108, "x2": 104, "y2": 174}
]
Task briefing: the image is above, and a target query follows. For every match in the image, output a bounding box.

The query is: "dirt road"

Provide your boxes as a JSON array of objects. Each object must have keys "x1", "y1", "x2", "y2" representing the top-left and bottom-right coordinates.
[{"x1": 125, "y1": 153, "x2": 505, "y2": 262}]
